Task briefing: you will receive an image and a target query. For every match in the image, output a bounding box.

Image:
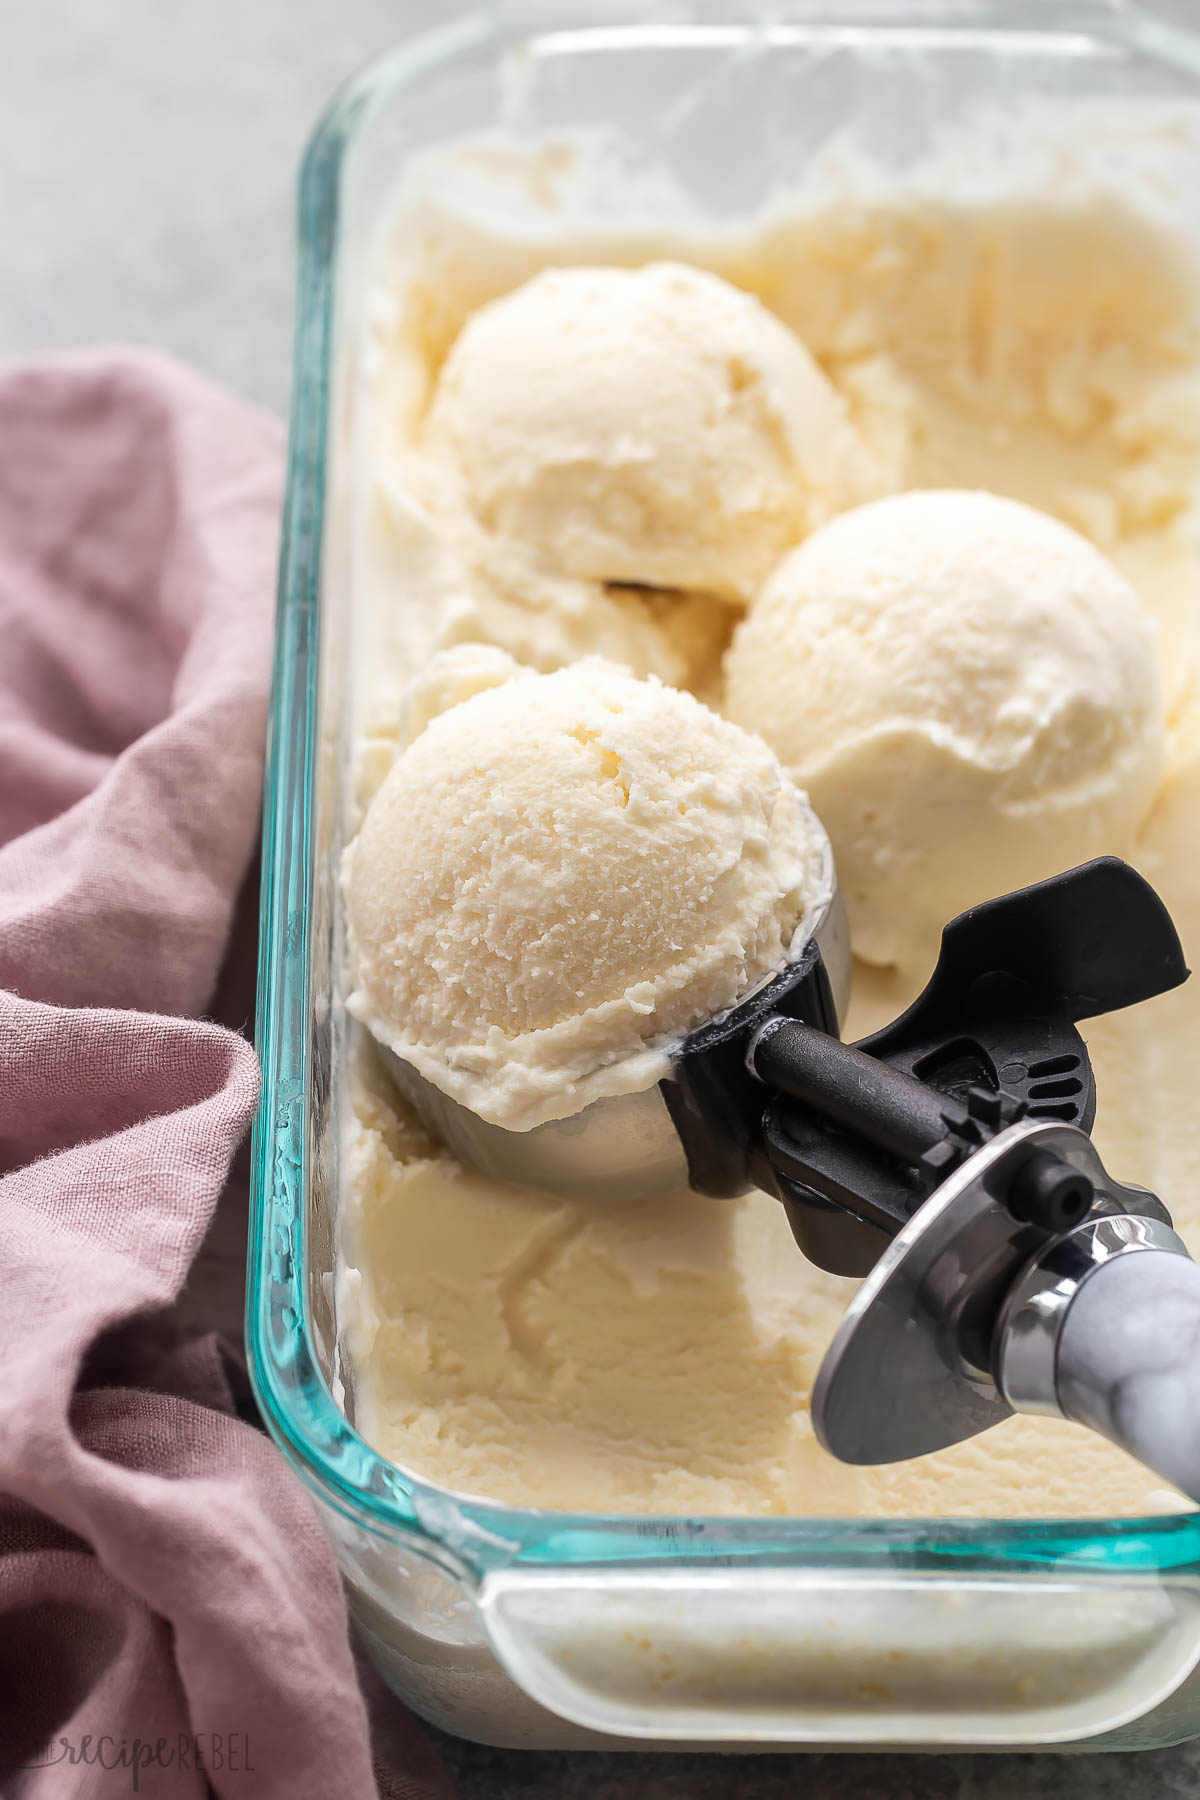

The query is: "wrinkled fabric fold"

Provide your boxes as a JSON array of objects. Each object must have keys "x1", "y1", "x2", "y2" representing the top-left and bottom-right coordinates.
[{"x1": 0, "y1": 351, "x2": 450, "y2": 1799}]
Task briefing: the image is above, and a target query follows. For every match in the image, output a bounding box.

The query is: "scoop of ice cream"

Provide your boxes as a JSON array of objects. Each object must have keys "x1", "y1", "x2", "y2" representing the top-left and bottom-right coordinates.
[
  {"x1": 397, "y1": 641, "x2": 529, "y2": 745},
  {"x1": 724, "y1": 490, "x2": 1165, "y2": 972},
  {"x1": 423, "y1": 262, "x2": 866, "y2": 604},
  {"x1": 345, "y1": 660, "x2": 833, "y2": 1130}
]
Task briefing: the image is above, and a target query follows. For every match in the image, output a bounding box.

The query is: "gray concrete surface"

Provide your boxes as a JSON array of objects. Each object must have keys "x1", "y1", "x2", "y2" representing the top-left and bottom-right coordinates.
[{"x1": 7, "y1": 2, "x2": 1200, "y2": 1796}]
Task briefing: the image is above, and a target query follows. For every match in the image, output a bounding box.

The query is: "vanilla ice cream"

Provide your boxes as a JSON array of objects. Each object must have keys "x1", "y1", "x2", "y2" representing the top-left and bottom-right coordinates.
[
  {"x1": 725, "y1": 490, "x2": 1167, "y2": 972},
  {"x1": 340, "y1": 125, "x2": 1200, "y2": 1521},
  {"x1": 395, "y1": 640, "x2": 529, "y2": 745},
  {"x1": 422, "y1": 262, "x2": 868, "y2": 604},
  {"x1": 345, "y1": 658, "x2": 831, "y2": 1131}
]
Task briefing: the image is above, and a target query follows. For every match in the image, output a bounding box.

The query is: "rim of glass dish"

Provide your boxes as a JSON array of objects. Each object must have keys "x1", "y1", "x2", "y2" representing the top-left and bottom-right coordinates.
[{"x1": 248, "y1": 0, "x2": 1200, "y2": 1588}]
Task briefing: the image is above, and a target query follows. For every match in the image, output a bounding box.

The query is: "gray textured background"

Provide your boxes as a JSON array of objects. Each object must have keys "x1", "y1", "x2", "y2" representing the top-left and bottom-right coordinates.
[{"x1": 7, "y1": 2, "x2": 1200, "y2": 1796}]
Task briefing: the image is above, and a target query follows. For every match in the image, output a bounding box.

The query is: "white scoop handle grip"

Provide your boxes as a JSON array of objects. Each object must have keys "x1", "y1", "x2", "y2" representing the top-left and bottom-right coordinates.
[{"x1": 1056, "y1": 1247, "x2": 1200, "y2": 1505}]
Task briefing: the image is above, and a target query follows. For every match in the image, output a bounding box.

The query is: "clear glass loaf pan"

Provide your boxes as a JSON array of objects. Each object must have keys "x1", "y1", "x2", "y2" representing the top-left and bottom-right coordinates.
[{"x1": 249, "y1": 0, "x2": 1200, "y2": 1753}]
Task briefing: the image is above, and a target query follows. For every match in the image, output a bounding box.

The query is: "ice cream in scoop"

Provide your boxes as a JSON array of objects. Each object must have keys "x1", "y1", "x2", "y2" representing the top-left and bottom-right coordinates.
[
  {"x1": 724, "y1": 490, "x2": 1166, "y2": 973},
  {"x1": 344, "y1": 657, "x2": 833, "y2": 1131}
]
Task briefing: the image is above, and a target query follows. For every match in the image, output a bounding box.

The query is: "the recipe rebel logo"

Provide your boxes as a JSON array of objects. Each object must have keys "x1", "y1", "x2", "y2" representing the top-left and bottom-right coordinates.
[{"x1": 5, "y1": 1732, "x2": 255, "y2": 1790}]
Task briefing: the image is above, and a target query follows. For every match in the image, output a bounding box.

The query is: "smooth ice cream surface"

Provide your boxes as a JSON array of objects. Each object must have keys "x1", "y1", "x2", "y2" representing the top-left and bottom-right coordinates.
[
  {"x1": 342, "y1": 121, "x2": 1200, "y2": 1519},
  {"x1": 423, "y1": 261, "x2": 866, "y2": 604},
  {"x1": 344, "y1": 658, "x2": 831, "y2": 1131},
  {"x1": 725, "y1": 490, "x2": 1166, "y2": 972}
]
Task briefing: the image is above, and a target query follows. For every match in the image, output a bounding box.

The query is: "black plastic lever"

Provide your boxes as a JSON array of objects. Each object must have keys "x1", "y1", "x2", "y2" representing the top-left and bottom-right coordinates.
[
  {"x1": 662, "y1": 858, "x2": 1189, "y2": 1280},
  {"x1": 754, "y1": 1018, "x2": 970, "y2": 1162}
]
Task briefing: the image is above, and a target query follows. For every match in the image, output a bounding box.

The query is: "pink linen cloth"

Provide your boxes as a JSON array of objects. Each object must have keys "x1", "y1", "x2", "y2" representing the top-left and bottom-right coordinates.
[{"x1": 0, "y1": 352, "x2": 452, "y2": 1799}]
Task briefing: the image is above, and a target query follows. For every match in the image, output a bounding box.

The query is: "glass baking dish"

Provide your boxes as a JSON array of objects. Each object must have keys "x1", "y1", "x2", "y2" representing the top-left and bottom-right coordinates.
[{"x1": 248, "y1": 0, "x2": 1200, "y2": 1752}]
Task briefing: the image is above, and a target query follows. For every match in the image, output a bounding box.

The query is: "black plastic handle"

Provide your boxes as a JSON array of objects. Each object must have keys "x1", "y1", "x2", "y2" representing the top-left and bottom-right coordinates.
[{"x1": 663, "y1": 859, "x2": 1188, "y2": 1280}]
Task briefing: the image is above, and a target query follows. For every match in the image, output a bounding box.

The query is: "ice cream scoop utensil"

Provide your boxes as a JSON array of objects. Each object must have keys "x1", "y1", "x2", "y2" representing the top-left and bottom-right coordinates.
[
  {"x1": 744, "y1": 856, "x2": 1200, "y2": 1502},
  {"x1": 681, "y1": 853, "x2": 1200, "y2": 1500}
]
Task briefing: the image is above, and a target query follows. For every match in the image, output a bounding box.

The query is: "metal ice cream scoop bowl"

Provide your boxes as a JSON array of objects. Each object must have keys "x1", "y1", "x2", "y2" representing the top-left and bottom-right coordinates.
[{"x1": 378, "y1": 855, "x2": 1200, "y2": 1505}]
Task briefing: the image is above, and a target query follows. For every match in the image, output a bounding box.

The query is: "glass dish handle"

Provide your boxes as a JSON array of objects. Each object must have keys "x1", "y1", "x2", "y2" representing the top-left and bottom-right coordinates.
[{"x1": 478, "y1": 1562, "x2": 1200, "y2": 1746}]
